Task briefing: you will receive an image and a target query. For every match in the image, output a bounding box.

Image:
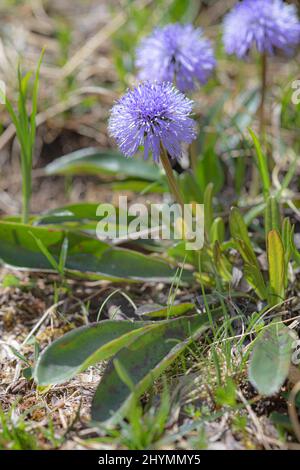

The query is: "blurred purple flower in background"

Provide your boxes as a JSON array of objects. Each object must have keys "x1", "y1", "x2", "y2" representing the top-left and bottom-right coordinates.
[
  {"x1": 223, "y1": 0, "x2": 300, "y2": 59},
  {"x1": 135, "y1": 23, "x2": 215, "y2": 93},
  {"x1": 108, "y1": 82, "x2": 196, "y2": 163}
]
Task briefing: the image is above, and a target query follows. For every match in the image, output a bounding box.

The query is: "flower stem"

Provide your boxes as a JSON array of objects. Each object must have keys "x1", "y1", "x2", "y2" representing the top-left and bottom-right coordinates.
[
  {"x1": 250, "y1": 52, "x2": 267, "y2": 197},
  {"x1": 160, "y1": 145, "x2": 185, "y2": 209},
  {"x1": 259, "y1": 52, "x2": 267, "y2": 140}
]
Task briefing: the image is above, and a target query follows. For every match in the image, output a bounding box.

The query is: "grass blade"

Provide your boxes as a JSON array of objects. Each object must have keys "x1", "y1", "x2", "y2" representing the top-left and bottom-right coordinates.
[{"x1": 248, "y1": 127, "x2": 270, "y2": 199}]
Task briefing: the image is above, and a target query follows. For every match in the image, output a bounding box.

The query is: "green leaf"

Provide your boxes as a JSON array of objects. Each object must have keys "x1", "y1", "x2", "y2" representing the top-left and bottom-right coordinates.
[
  {"x1": 230, "y1": 211, "x2": 267, "y2": 298},
  {"x1": 91, "y1": 313, "x2": 215, "y2": 423},
  {"x1": 249, "y1": 322, "x2": 294, "y2": 396},
  {"x1": 243, "y1": 263, "x2": 268, "y2": 300},
  {"x1": 248, "y1": 128, "x2": 270, "y2": 199},
  {"x1": 234, "y1": 239, "x2": 257, "y2": 267},
  {"x1": 58, "y1": 237, "x2": 69, "y2": 273},
  {"x1": 196, "y1": 148, "x2": 224, "y2": 195},
  {"x1": 215, "y1": 378, "x2": 237, "y2": 407},
  {"x1": 44, "y1": 148, "x2": 161, "y2": 182},
  {"x1": 290, "y1": 220, "x2": 300, "y2": 267},
  {"x1": 111, "y1": 179, "x2": 165, "y2": 194},
  {"x1": 34, "y1": 203, "x2": 139, "y2": 239},
  {"x1": 29, "y1": 231, "x2": 61, "y2": 274},
  {"x1": 203, "y1": 183, "x2": 214, "y2": 236},
  {"x1": 35, "y1": 320, "x2": 156, "y2": 385},
  {"x1": 36, "y1": 203, "x2": 102, "y2": 224},
  {"x1": 178, "y1": 172, "x2": 202, "y2": 203},
  {"x1": 282, "y1": 217, "x2": 293, "y2": 287},
  {"x1": 230, "y1": 208, "x2": 254, "y2": 255},
  {"x1": 136, "y1": 302, "x2": 194, "y2": 319},
  {"x1": 267, "y1": 229, "x2": 285, "y2": 305},
  {"x1": 264, "y1": 196, "x2": 281, "y2": 241},
  {"x1": 212, "y1": 241, "x2": 232, "y2": 282},
  {"x1": 30, "y1": 49, "x2": 44, "y2": 148},
  {"x1": 210, "y1": 217, "x2": 225, "y2": 244},
  {"x1": 230, "y1": 208, "x2": 258, "y2": 266},
  {"x1": 282, "y1": 217, "x2": 293, "y2": 261},
  {"x1": 0, "y1": 221, "x2": 192, "y2": 283}
]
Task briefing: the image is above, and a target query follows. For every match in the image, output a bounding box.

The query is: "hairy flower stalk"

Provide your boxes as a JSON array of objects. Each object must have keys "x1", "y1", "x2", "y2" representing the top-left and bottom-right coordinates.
[
  {"x1": 259, "y1": 52, "x2": 267, "y2": 138},
  {"x1": 109, "y1": 81, "x2": 196, "y2": 208},
  {"x1": 136, "y1": 23, "x2": 216, "y2": 93}
]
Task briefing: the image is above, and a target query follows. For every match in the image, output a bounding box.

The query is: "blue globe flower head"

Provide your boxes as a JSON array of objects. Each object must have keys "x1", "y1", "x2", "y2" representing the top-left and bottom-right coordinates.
[
  {"x1": 223, "y1": 0, "x2": 300, "y2": 59},
  {"x1": 108, "y1": 82, "x2": 196, "y2": 163},
  {"x1": 135, "y1": 23, "x2": 216, "y2": 93}
]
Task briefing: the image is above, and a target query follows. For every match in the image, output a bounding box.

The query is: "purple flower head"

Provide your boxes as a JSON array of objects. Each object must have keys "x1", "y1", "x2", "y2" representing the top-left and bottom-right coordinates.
[
  {"x1": 135, "y1": 23, "x2": 216, "y2": 93},
  {"x1": 223, "y1": 0, "x2": 300, "y2": 59},
  {"x1": 108, "y1": 82, "x2": 196, "y2": 163}
]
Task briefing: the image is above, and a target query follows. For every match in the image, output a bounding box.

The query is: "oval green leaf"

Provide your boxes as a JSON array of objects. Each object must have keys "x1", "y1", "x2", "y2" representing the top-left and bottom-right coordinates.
[
  {"x1": 249, "y1": 322, "x2": 294, "y2": 396},
  {"x1": 0, "y1": 221, "x2": 193, "y2": 283},
  {"x1": 91, "y1": 313, "x2": 216, "y2": 423},
  {"x1": 35, "y1": 320, "x2": 156, "y2": 385}
]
